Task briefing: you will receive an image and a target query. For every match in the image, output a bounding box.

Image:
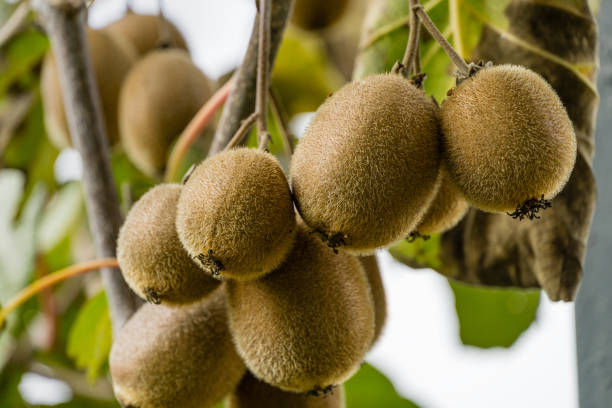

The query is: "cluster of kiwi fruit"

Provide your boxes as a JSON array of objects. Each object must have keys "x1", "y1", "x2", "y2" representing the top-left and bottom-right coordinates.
[
  {"x1": 291, "y1": 62, "x2": 576, "y2": 250},
  {"x1": 105, "y1": 4, "x2": 574, "y2": 408},
  {"x1": 41, "y1": 11, "x2": 212, "y2": 177},
  {"x1": 112, "y1": 143, "x2": 388, "y2": 406}
]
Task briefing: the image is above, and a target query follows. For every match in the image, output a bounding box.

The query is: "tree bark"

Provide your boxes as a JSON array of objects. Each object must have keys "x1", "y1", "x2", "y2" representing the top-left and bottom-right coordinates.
[{"x1": 32, "y1": 0, "x2": 139, "y2": 333}]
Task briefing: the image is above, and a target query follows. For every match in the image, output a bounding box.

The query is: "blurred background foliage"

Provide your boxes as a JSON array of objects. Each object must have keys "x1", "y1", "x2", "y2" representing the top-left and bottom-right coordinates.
[{"x1": 0, "y1": 0, "x2": 598, "y2": 406}]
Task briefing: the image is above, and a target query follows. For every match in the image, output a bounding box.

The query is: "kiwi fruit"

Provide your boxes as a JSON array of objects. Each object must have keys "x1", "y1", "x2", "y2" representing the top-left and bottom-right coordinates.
[
  {"x1": 118, "y1": 49, "x2": 212, "y2": 176},
  {"x1": 110, "y1": 287, "x2": 246, "y2": 408},
  {"x1": 228, "y1": 372, "x2": 345, "y2": 408},
  {"x1": 292, "y1": 0, "x2": 348, "y2": 30},
  {"x1": 359, "y1": 255, "x2": 387, "y2": 345},
  {"x1": 440, "y1": 64, "x2": 576, "y2": 213},
  {"x1": 176, "y1": 148, "x2": 296, "y2": 281},
  {"x1": 117, "y1": 184, "x2": 219, "y2": 304},
  {"x1": 226, "y1": 224, "x2": 374, "y2": 393},
  {"x1": 290, "y1": 73, "x2": 440, "y2": 253},
  {"x1": 104, "y1": 11, "x2": 189, "y2": 57},
  {"x1": 413, "y1": 170, "x2": 469, "y2": 236},
  {"x1": 40, "y1": 29, "x2": 134, "y2": 149}
]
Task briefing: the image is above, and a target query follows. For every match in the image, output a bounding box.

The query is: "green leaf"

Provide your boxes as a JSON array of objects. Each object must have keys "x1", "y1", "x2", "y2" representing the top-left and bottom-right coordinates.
[
  {"x1": 450, "y1": 281, "x2": 540, "y2": 348},
  {"x1": 67, "y1": 291, "x2": 112, "y2": 382},
  {"x1": 0, "y1": 170, "x2": 45, "y2": 368},
  {"x1": 110, "y1": 149, "x2": 156, "y2": 210},
  {"x1": 37, "y1": 182, "x2": 83, "y2": 253},
  {"x1": 272, "y1": 27, "x2": 344, "y2": 116},
  {"x1": 0, "y1": 30, "x2": 49, "y2": 97},
  {"x1": 345, "y1": 364, "x2": 420, "y2": 407},
  {"x1": 388, "y1": 235, "x2": 441, "y2": 270},
  {"x1": 354, "y1": 0, "x2": 511, "y2": 102}
]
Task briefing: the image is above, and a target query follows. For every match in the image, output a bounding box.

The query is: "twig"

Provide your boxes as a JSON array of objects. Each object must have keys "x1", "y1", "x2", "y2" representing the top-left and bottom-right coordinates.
[
  {"x1": 0, "y1": 258, "x2": 119, "y2": 331},
  {"x1": 208, "y1": 0, "x2": 293, "y2": 155},
  {"x1": 269, "y1": 88, "x2": 293, "y2": 155},
  {"x1": 164, "y1": 79, "x2": 233, "y2": 182},
  {"x1": 394, "y1": 0, "x2": 421, "y2": 79},
  {"x1": 224, "y1": 112, "x2": 258, "y2": 151},
  {"x1": 31, "y1": 0, "x2": 139, "y2": 333},
  {"x1": 256, "y1": 0, "x2": 271, "y2": 150},
  {"x1": 0, "y1": 1, "x2": 30, "y2": 49},
  {"x1": 413, "y1": 5, "x2": 471, "y2": 78}
]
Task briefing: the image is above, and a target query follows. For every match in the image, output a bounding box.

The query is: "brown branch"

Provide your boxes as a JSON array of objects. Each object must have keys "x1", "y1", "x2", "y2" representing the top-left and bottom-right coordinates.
[
  {"x1": 256, "y1": 0, "x2": 271, "y2": 150},
  {"x1": 414, "y1": 5, "x2": 471, "y2": 78},
  {"x1": 0, "y1": 1, "x2": 30, "y2": 49},
  {"x1": 224, "y1": 112, "x2": 258, "y2": 151},
  {"x1": 209, "y1": 0, "x2": 293, "y2": 155},
  {"x1": 395, "y1": 0, "x2": 420, "y2": 78},
  {"x1": 31, "y1": 0, "x2": 139, "y2": 333}
]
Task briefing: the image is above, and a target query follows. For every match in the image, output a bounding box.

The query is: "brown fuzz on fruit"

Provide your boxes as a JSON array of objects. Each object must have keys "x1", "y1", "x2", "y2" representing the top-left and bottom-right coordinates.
[
  {"x1": 110, "y1": 287, "x2": 246, "y2": 408},
  {"x1": 359, "y1": 255, "x2": 387, "y2": 345},
  {"x1": 41, "y1": 29, "x2": 134, "y2": 149},
  {"x1": 228, "y1": 372, "x2": 345, "y2": 408},
  {"x1": 290, "y1": 73, "x2": 440, "y2": 253},
  {"x1": 440, "y1": 64, "x2": 576, "y2": 213},
  {"x1": 226, "y1": 224, "x2": 374, "y2": 393},
  {"x1": 118, "y1": 49, "x2": 212, "y2": 176},
  {"x1": 413, "y1": 170, "x2": 469, "y2": 235},
  {"x1": 177, "y1": 148, "x2": 297, "y2": 281},
  {"x1": 104, "y1": 12, "x2": 189, "y2": 57},
  {"x1": 291, "y1": 0, "x2": 348, "y2": 30},
  {"x1": 117, "y1": 184, "x2": 219, "y2": 304}
]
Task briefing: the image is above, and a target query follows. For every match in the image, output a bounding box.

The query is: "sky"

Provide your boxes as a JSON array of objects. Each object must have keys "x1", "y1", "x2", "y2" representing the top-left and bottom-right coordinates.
[{"x1": 26, "y1": 1, "x2": 580, "y2": 407}]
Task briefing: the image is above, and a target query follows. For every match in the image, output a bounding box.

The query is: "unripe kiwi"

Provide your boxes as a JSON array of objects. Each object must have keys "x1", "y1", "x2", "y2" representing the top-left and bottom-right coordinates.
[
  {"x1": 117, "y1": 184, "x2": 219, "y2": 304},
  {"x1": 292, "y1": 0, "x2": 348, "y2": 30},
  {"x1": 104, "y1": 11, "x2": 189, "y2": 56},
  {"x1": 176, "y1": 148, "x2": 296, "y2": 281},
  {"x1": 440, "y1": 64, "x2": 576, "y2": 213},
  {"x1": 118, "y1": 49, "x2": 212, "y2": 176},
  {"x1": 413, "y1": 170, "x2": 469, "y2": 235},
  {"x1": 226, "y1": 224, "x2": 374, "y2": 393},
  {"x1": 359, "y1": 255, "x2": 387, "y2": 345},
  {"x1": 228, "y1": 372, "x2": 345, "y2": 408},
  {"x1": 40, "y1": 29, "x2": 134, "y2": 149},
  {"x1": 110, "y1": 287, "x2": 246, "y2": 408},
  {"x1": 290, "y1": 73, "x2": 440, "y2": 253}
]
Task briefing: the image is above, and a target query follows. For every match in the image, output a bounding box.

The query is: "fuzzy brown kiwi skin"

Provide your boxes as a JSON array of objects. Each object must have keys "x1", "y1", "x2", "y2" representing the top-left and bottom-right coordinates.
[
  {"x1": 176, "y1": 148, "x2": 297, "y2": 281},
  {"x1": 117, "y1": 184, "x2": 219, "y2": 305},
  {"x1": 359, "y1": 255, "x2": 387, "y2": 345},
  {"x1": 228, "y1": 372, "x2": 345, "y2": 408},
  {"x1": 292, "y1": 0, "x2": 348, "y2": 30},
  {"x1": 110, "y1": 287, "x2": 245, "y2": 408},
  {"x1": 290, "y1": 73, "x2": 440, "y2": 254},
  {"x1": 104, "y1": 12, "x2": 189, "y2": 57},
  {"x1": 40, "y1": 29, "x2": 134, "y2": 149},
  {"x1": 118, "y1": 49, "x2": 212, "y2": 177},
  {"x1": 226, "y1": 224, "x2": 374, "y2": 393},
  {"x1": 440, "y1": 64, "x2": 576, "y2": 213},
  {"x1": 414, "y1": 169, "x2": 469, "y2": 236}
]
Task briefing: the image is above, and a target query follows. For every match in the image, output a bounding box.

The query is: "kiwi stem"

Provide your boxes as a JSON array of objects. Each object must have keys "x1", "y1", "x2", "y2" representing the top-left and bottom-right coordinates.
[
  {"x1": 0, "y1": 1, "x2": 30, "y2": 49},
  {"x1": 395, "y1": 0, "x2": 421, "y2": 79},
  {"x1": 224, "y1": 111, "x2": 259, "y2": 151},
  {"x1": 165, "y1": 79, "x2": 233, "y2": 182},
  {"x1": 413, "y1": 5, "x2": 471, "y2": 78},
  {"x1": 255, "y1": 0, "x2": 272, "y2": 150},
  {"x1": 269, "y1": 87, "x2": 294, "y2": 155},
  {"x1": 209, "y1": 0, "x2": 292, "y2": 155},
  {"x1": 0, "y1": 258, "x2": 119, "y2": 333}
]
